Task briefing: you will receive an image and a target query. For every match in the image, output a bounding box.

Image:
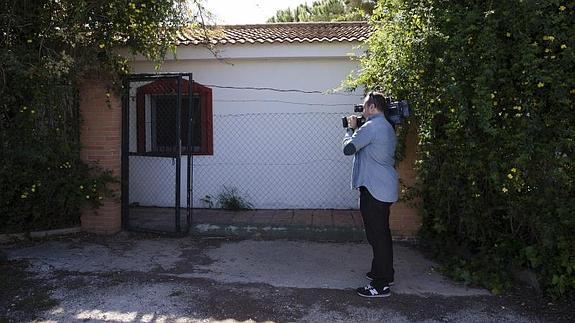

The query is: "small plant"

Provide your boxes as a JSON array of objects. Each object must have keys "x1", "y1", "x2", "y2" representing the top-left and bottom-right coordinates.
[
  {"x1": 217, "y1": 186, "x2": 253, "y2": 211},
  {"x1": 200, "y1": 195, "x2": 214, "y2": 208}
]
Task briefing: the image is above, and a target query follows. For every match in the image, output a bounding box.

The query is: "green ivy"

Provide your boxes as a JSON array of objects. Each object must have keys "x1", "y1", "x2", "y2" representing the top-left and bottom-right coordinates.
[
  {"x1": 351, "y1": 0, "x2": 575, "y2": 298},
  {"x1": 1, "y1": 0, "x2": 200, "y2": 233}
]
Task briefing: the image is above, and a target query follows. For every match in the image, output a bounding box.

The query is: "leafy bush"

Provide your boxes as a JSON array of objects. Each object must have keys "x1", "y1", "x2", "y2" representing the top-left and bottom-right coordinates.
[
  {"x1": 0, "y1": 69, "x2": 115, "y2": 233},
  {"x1": 217, "y1": 187, "x2": 253, "y2": 211},
  {"x1": 351, "y1": 0, "x2": 574, "y2": 298},
  {"x1": 1, "y1": 0, "x2": 198, "y2": 233}
]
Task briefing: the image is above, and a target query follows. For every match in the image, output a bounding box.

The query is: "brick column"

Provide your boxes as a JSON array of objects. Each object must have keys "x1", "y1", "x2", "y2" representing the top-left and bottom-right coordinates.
[
  {"x1": 78, "y1": 78, "x2": 122, "y2": 234},
  {"x1": 391, "y1": 127, "x2": 421, "y2": 238}
]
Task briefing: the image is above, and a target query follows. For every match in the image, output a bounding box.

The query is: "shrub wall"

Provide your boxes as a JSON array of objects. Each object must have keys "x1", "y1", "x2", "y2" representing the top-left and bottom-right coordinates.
[{"x1": 352, "y1": 0, "x2": 574, "y2": 297}]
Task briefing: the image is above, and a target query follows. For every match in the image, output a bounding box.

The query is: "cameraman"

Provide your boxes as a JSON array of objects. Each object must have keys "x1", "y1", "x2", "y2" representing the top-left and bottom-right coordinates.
[{"x1": 342, "y1": 91, "x2": 398, "y2": 298}]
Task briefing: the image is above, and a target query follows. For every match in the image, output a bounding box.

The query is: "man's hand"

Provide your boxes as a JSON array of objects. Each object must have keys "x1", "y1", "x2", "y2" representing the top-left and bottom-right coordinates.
[{"x1": 347, "y1": 115, "x2": 358, "y2": 129}]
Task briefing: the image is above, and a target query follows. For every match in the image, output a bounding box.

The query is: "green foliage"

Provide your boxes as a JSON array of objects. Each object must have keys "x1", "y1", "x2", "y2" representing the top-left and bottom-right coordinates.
[
  {"x1": 200, "y1": 195, "x2": 215, "y2": 208},
  {"x1": 217, "y1": 187, "x2": 253, "y2": 211},
  {"x1": 0, "y1": 83, "x2": 116, "y2": 233},
  {"x1": 351, "y1": 0, "x2": 575, "y2": 298},
  {"x1": 267, "y1": 0, "x2": 375, "y2": 23},
  {"x1": 1, "y1": 0, "x2": 199, "y2": 232}
]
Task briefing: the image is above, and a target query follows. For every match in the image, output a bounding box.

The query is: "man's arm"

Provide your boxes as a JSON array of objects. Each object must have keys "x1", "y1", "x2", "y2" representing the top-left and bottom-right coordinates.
[{"x1": 342, "y1": 123, "x2": 371, "y2": 156}]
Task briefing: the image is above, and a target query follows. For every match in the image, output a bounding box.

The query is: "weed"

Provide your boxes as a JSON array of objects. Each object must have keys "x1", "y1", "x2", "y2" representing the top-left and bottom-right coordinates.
[{"x1": 217, "y1": 186, "x2": 253, "y2": 211}]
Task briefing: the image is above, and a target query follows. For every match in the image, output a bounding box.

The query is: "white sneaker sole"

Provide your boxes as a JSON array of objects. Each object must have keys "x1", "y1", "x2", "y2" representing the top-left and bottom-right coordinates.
[{"x1": 357, "y1": 291, "x2": 391, "y2": 298}]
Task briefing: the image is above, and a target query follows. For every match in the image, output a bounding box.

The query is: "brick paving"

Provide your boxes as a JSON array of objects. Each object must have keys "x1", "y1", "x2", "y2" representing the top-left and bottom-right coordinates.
[
  {"x1": 192, "y1": 209, "x2": 355, "y2": 229},
  {"x1": 127, "y1": 207, "x2": 416, "y2": 240}
]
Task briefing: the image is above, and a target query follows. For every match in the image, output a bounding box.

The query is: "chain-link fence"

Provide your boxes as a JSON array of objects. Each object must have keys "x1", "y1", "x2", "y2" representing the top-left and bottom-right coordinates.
[
  {"x1": 124, "y1": 74, "x2": 361, "y2": 233},
  {"x1": 128, "y1": 111, "x2": 358, "y2": 211},
  {"x1": 192, "y1": 111, "x2": 357, "y2": 210}
]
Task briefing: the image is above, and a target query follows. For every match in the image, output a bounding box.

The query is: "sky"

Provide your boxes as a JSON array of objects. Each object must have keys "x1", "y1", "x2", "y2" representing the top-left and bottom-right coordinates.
[{"x1": 202, "y1": 0, "x2": 311, "y2": 24}]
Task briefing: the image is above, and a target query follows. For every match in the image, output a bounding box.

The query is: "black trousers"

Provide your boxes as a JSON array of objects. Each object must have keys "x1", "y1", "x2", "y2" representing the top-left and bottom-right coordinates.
[{"x1": 359, "y1": 186, "x2": 394, "y2": 288}]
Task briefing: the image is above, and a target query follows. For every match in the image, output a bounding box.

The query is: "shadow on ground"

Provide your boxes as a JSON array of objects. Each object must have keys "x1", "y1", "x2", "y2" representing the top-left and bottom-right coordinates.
[{"x1": 1, "y1": 232, "x2": 573, "y2": 322}]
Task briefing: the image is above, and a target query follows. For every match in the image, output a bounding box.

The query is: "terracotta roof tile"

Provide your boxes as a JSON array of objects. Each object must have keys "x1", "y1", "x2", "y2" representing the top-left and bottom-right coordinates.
[{"x1": 177, "y1": 22, "x2": 371, "y2": 46}]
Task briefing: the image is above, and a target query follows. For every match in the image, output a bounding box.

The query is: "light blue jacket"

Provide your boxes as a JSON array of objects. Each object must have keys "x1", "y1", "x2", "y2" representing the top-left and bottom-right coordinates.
[{"x1": 342, "y1": 114, "x2": 398, "y2": 203}]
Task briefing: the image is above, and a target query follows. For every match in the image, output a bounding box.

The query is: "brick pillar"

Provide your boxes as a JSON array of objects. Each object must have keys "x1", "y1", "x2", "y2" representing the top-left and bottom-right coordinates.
[
  {"x1": 391, "y1": 127, "x2": 421, "y2": 238},
  {"x1": 78, "y1": 78, "x2": 122, "y2": 234}
]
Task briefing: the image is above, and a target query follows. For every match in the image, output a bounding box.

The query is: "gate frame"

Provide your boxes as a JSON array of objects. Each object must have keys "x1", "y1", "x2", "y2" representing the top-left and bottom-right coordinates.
[{"x1": 121, "y1": 73, "x2": 194, "y2": 235}]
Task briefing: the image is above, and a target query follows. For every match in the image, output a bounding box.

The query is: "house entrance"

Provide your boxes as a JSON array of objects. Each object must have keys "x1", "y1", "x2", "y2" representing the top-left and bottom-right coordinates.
[{"x1": 121, "y1": 73, "x2": 196, "y2": 235}]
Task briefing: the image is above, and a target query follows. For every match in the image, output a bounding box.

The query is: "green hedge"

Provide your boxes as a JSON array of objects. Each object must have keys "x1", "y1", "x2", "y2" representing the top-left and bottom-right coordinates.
[
  {"x1": 1, "y1": 0, "x2": 195, "y2": 233},
  {"x1": 351, "y1": 0, "x2": 574, "y2": 298},
  {"x1": 0, "y1": 68, "x2": 114, "y2": 233}
]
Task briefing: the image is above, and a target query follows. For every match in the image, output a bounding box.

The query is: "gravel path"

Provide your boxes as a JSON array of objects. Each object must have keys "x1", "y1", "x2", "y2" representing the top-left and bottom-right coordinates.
[{"x1": 1, "y1": 233, "x2": 571, "y2": 322}]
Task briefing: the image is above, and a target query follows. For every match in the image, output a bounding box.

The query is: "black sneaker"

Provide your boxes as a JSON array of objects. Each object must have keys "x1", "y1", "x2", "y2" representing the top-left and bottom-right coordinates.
[
  {"x1": 365, "y1": 272, "x2": 394, "y2": 286},
  {"x1": 356, "y1": 284, "x2": 391, "y2": 298}
]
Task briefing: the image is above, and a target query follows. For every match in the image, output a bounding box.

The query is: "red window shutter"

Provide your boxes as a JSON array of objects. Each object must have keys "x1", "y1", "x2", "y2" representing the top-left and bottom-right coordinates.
[{"x1": 135, "y1": 79, "x2": 213, "y2": 155}]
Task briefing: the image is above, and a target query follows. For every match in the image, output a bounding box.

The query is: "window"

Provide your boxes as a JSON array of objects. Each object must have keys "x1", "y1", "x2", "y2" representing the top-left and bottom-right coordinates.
[
  {"x1": 136, "y1": 79, "x2": 213, "y2": 155},
  {"x1": 149, "y1": 94, "x2": 202, "y2": 153}
]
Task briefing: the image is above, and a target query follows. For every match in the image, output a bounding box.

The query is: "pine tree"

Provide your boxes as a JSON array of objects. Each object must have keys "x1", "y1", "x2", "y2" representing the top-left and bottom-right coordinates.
[{"x1": 267, "y1": 0, "x2": 376, "y2": 23}]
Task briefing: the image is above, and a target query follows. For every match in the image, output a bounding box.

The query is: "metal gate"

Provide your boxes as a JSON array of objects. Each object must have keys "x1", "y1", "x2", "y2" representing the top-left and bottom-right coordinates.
[{"x1": 121, "y1": 73, "x2": 195, "y2": 235}]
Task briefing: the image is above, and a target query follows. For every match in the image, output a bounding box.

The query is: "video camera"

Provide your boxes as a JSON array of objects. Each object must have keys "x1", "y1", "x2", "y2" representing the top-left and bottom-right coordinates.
[{"x1": 342, "y1": 97, "x2": 410, "y2": 128}]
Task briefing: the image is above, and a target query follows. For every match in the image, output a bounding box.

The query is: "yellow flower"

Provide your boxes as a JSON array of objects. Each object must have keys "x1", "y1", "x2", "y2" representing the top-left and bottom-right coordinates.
[
  {"x1": 511, "y1": 168, "x2": 517, "y2": 173},
  {"x1": 99, "y1": 43, "x2": 105, "y2": 49},
  {"x1": 561, "y1": 44, "x2": 567, "y2": 49},
  {"x1": 559, "y1": 5, "x2": 566, "y2": 11},
  {"x1": 506, "y1": 32, "x2": 511, "y2": 37},
  {"x1": 537, "y1": 82, "x2": 545, "y2": 88},
  {"x1": 507, "y1": 174, "x2": 513, "y2": 179},
  {"x1": 491, "y1": 93, "x2": 495, "y2": 99},
  {"x1": 502, "y1": 187, "x2": 509, "y2": 193}
]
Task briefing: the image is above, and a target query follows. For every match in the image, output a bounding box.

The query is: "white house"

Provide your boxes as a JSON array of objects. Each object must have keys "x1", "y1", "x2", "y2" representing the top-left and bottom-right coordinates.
[{"x1": 124, "y1": 22, "x2": 371, "y2": 209}]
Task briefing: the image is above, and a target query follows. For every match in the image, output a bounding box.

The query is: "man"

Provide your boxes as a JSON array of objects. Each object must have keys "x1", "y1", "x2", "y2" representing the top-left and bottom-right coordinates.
[{"x1": 342, "y1": 91, "x2": 398, "y2": 298}]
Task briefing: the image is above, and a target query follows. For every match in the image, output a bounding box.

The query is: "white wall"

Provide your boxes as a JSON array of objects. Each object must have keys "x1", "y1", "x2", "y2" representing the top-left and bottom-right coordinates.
[{"x1": 127, "y1": 42, "x2": 364, "y2": 209}]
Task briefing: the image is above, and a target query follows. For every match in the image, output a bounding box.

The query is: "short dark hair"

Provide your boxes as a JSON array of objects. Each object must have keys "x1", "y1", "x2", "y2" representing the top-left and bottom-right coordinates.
[{"x1": 366, "y1": 91, "x2": 386, "y2": 112}]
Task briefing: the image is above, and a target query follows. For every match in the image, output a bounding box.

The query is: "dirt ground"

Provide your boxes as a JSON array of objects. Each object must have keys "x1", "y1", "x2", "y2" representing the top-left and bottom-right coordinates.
[{"x1": 1, "y1": 232, "x2": 573, "y2": 323}]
